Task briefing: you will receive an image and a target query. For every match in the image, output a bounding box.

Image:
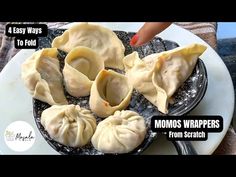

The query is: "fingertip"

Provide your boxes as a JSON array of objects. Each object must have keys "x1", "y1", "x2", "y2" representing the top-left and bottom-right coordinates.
[{"x1": 130, "y1": 34, "x2": 139, "y2": 46}]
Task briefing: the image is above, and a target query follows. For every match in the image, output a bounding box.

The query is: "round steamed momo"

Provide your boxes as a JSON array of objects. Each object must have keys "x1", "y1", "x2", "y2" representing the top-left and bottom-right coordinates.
[
  {"x1": 63, "y1": 46, "x2": 104, "y2": 97},
  {"x1": 41, "y1": 104, "x2": 96, "y2": 147},
  {"x1": 52, "y1": 23, "x2": 125, "y2": 70},
  {"x1": 91, "y1": 110, "x2": 147, "y2": 154}
]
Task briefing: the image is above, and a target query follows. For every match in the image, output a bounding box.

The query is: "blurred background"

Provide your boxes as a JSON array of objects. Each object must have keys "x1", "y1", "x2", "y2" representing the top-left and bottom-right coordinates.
[
  {"x1": 216, "y1": 22, "x2": 236, "y2": 129},
  {"x1": 217, "y1": 22, "x2": 236, "y2": 39}
]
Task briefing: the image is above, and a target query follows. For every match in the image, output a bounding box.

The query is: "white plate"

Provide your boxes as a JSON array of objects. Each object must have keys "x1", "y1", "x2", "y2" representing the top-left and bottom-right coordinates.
[{"x1": 0, "y1": 23, "x2": 234, "y2": 155}]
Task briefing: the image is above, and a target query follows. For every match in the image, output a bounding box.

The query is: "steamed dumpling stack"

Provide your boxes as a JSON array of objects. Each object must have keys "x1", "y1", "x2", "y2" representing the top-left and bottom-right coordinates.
[
  {"x1": 21, "y1": 48, "x2": 68, "y2": 105},
  {"x1": 52, "y1": 23, "x2": 125, "y2": 70},
  {"x1": 123, "y1": 43, "x2": 207, "y2": 114}
]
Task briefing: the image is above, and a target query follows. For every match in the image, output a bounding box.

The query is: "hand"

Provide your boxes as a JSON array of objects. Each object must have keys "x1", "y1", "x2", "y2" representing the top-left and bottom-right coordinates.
[{"x1": 130, "y1": 22, "x2": 172, "y2": 47}]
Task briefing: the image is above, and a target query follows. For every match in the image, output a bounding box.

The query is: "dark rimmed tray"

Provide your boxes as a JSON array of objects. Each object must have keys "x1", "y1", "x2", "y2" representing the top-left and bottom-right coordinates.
[{"x1": 33, "y1": 29, "x2": 208, "y2": 155}]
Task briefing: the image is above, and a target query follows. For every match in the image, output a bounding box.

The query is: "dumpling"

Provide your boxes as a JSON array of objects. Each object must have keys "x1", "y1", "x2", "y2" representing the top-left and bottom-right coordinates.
[
  {"x1": 52, "y1": 23, "x2": 125, "y2": 69},
  {"x1": 89, "y1": 69, "x2": 133, "y2": 118},
  {"x1": 91, "y1": 110, "x2": 146, "y2": 154},
  {"x1": 21, "y1": 48, "x2": 68, "y2": 105},
  {"x1": 63, "y1": 46, "x2": 104, "y2": 97},
  {"x1": 41, "y1": 104, "x2": 97, "y2": 147},
  {"x1": 123, "y1": 43, "x2": 207, "y2": 114}
]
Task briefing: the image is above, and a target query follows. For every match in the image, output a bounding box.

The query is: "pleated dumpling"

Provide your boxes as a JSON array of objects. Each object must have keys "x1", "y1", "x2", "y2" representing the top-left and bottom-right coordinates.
[
  {"x1": 123, "y1": 43, "x2": 207, "y2": 114},
  {"x1": 52, "y1": 23, "x2": 125, "y2": 69},
  {"x1": 41, "y1": 104, "x2": 97, "y2": 147},
  {"x1": 63, "y1": 46, "x2": 104, "y2": 97},
  {"x1": 89, "y1": 69, "x2": 133, "y2": 118},
  {"x1": 91, "y1": 110, "x2": 146, "y2": 154},
  {"x1": 21, "y1": 48, "x2": 68, "y2": 105}
]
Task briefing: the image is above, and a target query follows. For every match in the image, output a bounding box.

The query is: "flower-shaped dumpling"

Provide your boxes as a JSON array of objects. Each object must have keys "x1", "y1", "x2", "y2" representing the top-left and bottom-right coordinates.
[
  {"x1": 63, "y1": 46, "x2": 104, "y2": 97},
  {"x1": 41, "y1": 104, "x2": 97, "y2": 147},
  {"x1": 89, "y1": 69, "x2": 133, "y2": 118}
]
